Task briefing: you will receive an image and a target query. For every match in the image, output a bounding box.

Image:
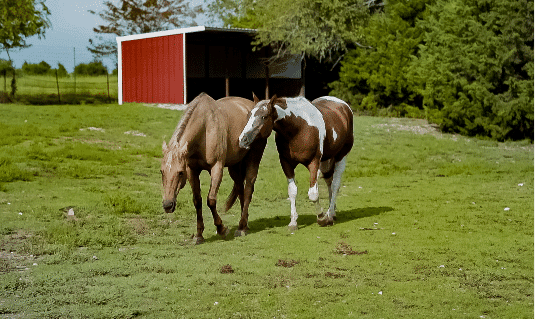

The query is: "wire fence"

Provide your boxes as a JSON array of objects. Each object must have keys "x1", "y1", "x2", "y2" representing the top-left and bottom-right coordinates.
[{"x1": 1, "y1": 70, "x2": 119, "y2": 105}]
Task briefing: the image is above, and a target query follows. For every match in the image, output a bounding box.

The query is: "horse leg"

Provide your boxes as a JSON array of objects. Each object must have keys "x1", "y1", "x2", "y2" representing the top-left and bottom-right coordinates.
[
  {"x1": 207, "y1": 161, "x2": 230, "y2": 239},
  {"x1": 280, "y1": 158, "x2": 299, "y2": 231},
  {"x1": 306, "y1": 158, "x2": 323, "y2": 220},
  {"x1": 236, "y1": 138, "x2": 265, "y2": 237},
  {"x1": 226, "y1": 164, "x2": 245, "y2": 213},
  {"x1": 320, "y1": 159, "x2": 335, "y2": 220},
  {"x1": 188, "y1": 167, "x2": 205, "y2": 244},
  {"x1": 319, "y1": 156, "x2": 347, "y2": 226}
]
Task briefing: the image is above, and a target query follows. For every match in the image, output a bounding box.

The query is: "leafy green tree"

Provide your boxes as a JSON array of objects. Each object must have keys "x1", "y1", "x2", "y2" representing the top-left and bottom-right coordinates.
[
  {"x1": 413, "y1": 0, "x2": 533, "y2": 140},
  {"x1": 22, "y1": 61, "x2": 51, "y2": 75},
  {"x1": 57, "y1": 63, "x2": 68, "y2": 77},
  {"x1": 75, "y1": 61, "x2": 108, "y2": 76},
  {"x1": 0, "y1": 0, "x2": 50, "y2": 61},
  {"x1": 209, "y1": 0, "x2": 377, "y2": 61},
  {"x1": 330, "y1": 0, "x2": 430, "y2": 115},
  {"x1": 0, "y1": 0, "x2": 50, "y2": 97},
  {"x1": 88, "y1": 0, "x2": 201, "y2": 60}
]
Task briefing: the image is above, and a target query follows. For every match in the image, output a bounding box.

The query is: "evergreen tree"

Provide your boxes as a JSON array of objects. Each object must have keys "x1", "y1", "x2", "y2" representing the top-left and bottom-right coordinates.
[
  {"x1": 413, "y1": 0, "x2": 533, "y2": 140},
  {"x1": 329, "y1": 0, "x2": 430, "y2": 115}
]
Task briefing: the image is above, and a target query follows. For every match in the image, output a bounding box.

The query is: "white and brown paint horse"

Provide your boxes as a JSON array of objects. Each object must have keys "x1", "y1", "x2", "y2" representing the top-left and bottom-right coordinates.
[
  {"x1": 161, "y1": 93, "x2": 267, "y2": 244},
  {"x1": 239, "y1": 94, "x2": 353, "y2": 229}
]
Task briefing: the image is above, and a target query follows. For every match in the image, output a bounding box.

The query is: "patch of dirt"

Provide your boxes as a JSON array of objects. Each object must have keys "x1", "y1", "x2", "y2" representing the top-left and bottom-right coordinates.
[
  {"x1": 0, "y1": 230, "x2": 39, "y2": 273},
  {"x1": 276, "y1": 259, "x2": 299, "y2": 268},
  {"x1": 220, "y1": 264, "x2": 234, "y2": 274},
  {"x1": 335, "y1": 241, "x2": 368, "y2": 256},
  {"x1": 372, "y1": 121, "x2": 441, "y2": 136},
  {"x1": 128, "y1": 218, "x2": 149, "y2": 235},
  {"x1": 325, "y1": 272, "x2": 345, "y2": 278}
]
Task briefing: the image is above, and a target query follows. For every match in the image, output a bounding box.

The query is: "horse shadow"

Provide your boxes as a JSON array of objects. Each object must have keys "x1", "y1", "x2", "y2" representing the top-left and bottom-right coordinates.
[{"x1": 211, "y1": 206, "x2": 395, "y2": 240}]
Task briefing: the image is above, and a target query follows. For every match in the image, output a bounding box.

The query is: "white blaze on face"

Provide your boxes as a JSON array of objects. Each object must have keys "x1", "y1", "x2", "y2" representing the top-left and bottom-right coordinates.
[
  {"x1": 275, "y1": 97, "x2": 326, "y2": 155},
  {"x1": 239, "y1": 106, "x2": 261, "y2": 144},
  {"x1": 332, "y1": 128, "x2": 338, "y2": 142}
]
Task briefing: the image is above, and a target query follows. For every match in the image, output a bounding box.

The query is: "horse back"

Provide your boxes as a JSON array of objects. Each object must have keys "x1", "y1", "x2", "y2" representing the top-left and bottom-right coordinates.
[{"x1": 312, "y1": 97, "x2": 354, "y2": 161}]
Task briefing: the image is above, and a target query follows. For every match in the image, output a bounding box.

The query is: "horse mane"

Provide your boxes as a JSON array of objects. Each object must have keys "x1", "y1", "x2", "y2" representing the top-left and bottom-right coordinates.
[{"x1": 172, "y1": 93, "x2": 208, "y2": 145}]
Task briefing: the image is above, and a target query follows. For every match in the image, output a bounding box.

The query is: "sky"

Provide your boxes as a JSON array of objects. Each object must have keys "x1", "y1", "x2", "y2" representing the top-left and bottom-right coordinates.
[{"x1": 0, "y1": 0, "x2": 212, "y2": 73}]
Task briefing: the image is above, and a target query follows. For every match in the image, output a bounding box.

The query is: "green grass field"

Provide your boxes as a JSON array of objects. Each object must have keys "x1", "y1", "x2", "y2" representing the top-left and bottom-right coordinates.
[
  {"x1": 0, "y1": 103, "x2": 533, "y2": 318},
  {"x1": 10, "y1": 74, "x2": 119, "y2": 96}
]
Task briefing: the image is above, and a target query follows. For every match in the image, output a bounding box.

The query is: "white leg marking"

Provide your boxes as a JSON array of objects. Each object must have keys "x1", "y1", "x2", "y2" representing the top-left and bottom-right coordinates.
[
  {"x1": 288, "y1": 178, "x2": 298, "y2": 227},
  {"x1": 326, "y1": 156, "x2": 347, "y2": 219},
  {"x1": 308, "y1": 182, "x2": 319, "y2": 202}
]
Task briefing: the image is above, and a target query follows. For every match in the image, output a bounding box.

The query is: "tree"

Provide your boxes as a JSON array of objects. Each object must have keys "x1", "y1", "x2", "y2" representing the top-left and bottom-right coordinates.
[
  {"x1": 0, "y1": 0, "x2": 50, "y2": 62},
  {"x1": 22, "y1": 61, "x2": 51, "y2": 75},
  {"x1": 209, "y1": 0, "x2": 378, "y2": 62},
  {"x1": 413, "y1": 0, "x2": 533, "y2": 140},
  {"x1": 74, "y1": 61, "x2": 108, "y2": 76},
  {"x1": 57, "y1": 63, "x2": 68, "y2": 77},
  {"x1": 330, "y1": 0, "x2": 430, "y2": 114},
  {"x1": 88, "y1": 0, "x2": 201, "y2": 60}
]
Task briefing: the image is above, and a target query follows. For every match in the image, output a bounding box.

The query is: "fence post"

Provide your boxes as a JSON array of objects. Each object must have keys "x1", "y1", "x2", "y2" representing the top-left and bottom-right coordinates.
[
  {"x1": 56, "y1": 69, "x2": 61, "y2": 104},
  {"x1": 73, "y1": 47, "x2": 76, "y2": 95},
  {"x1": 107, "y1": 71, "x2": 110, "y2": 103}
]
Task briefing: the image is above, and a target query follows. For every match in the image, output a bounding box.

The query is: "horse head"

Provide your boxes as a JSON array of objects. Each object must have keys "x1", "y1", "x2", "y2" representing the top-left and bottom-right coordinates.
[
  {"x1": 239, "y1": 93, "x2": 278, "y2": 149},
  {"x1": 161, "y1": 140, "x2": 188, "y2": 213}
]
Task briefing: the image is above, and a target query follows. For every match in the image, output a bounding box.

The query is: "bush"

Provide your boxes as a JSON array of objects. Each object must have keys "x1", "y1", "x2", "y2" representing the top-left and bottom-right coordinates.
[
  {"x1": 330, "y1": 0, "x2": 428, "y2": 113},
  {"x1": 22, "y1": 61, "x2": 51, "y2": 75},
  {"x1": 75, "y1": 61, "x2": 108, "y2": 76},
  {"x1": 413, "y1": 0, "x2": 534, "y2": 141}
]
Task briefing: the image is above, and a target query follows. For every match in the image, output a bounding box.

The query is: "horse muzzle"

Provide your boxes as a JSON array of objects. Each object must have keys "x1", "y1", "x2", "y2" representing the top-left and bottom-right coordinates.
[
  {"x1": 239, "y1": 137, "x2": 251, "y2": 149},
  {"x1": 162, "y1": 200, "x2": 176, "y2": 213}
]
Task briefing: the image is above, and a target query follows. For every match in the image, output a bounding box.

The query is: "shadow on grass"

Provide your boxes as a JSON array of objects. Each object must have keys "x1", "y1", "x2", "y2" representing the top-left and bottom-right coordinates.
[
  {"x1": 201, "y1": 206, "x2": 394, "y2": 243},
  {"x1": 210, "y1": 206, "x2": 394, "y2": 242}
]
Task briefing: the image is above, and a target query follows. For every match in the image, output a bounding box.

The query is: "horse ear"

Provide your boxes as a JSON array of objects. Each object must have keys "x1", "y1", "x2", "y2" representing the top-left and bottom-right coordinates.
[{"x1": 252, "y1": 92, "x2": 259, "y2": 104}]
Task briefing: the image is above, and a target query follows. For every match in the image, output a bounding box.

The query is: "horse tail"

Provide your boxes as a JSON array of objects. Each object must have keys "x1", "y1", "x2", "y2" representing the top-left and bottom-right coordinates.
[{"x1": 225, "y1": 182, "x2": 240, "y2": 212}]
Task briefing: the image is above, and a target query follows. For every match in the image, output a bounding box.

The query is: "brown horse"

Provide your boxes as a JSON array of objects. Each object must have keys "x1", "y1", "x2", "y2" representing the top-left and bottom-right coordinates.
[
  {"x1": 239, "y1": 94, "x2": 353, "y2": 230},
  {"x1": 161, "y1": 93, "x2": 267, "y2": 244}
]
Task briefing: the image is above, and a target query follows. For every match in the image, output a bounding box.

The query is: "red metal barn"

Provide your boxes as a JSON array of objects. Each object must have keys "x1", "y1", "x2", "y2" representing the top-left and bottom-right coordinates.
[{"x1": 116, "y1": 26, "x2": 305, "y2": 105}]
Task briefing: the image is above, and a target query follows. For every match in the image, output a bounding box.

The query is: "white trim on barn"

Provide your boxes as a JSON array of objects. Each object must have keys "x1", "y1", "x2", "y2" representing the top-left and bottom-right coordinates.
[{"x1": 183, "y1": 33, "x2": 187, "y2": 104}]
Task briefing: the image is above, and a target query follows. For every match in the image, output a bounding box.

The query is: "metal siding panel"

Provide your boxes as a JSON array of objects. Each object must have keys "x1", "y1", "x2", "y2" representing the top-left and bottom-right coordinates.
[
  {"x1": 123, "y1": 41, "x2": 132, "y2": 102},
  {"x1": 150, "y1": 38, "x2": 157, "y2": 103},
  {"x1": 163, "y1": 36, "x2": 170, "y2": 103},
  {"x1": 128, "y1": 41, "x2": 136, "y2": 102},
  {"x1": 135, "y1": 40, "x2": 142, "y2": 102},
  {"x1": 141, "y1": 38, "x2": 149, "y2": 103},
  {"x1": 157, "y1": 37, "x2": 165, "y2": 103},
  {"x1": 169, "y1": 35, "x2": 176, "y2": 104},
  {"x1": 171, "y1": 34, "x2": 184, "y2": 104},
  {"x1": 179, "y1": 34, "x2": 185, "y2": 104}
]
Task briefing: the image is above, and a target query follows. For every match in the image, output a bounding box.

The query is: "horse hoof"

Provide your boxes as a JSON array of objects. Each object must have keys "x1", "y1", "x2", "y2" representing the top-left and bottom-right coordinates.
[
  {"x1": 234, "y1": 229, "x2": 248, "y2": 237},
  {"x1": 194, "y1": 236, "x2": 205, "y2": 245},
  {"x1": 219, "y1": 226, "x2": 230, "y2": 239},
  {"x1": 317, "y1": 216, "x2": 334, "y2": 227},
  {"x1": 288, "y1": 225, "x2": 298, "y2": 232}
]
